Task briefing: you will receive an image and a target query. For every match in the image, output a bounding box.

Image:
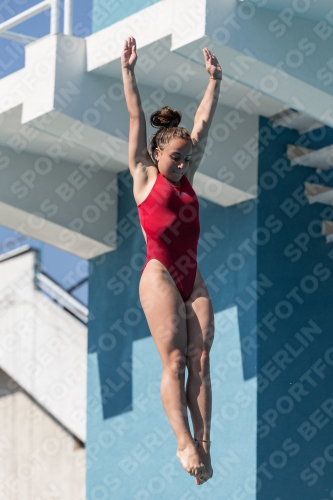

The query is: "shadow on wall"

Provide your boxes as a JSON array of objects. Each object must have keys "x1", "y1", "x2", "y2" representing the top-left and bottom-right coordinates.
[
  {"x1": 92, "y1": 0, "x2": 162, "y2": 32},
  {"x1": 256, "y1": 117, "x2": 333, "y2": 499},
  {"x1": 88, "y1": 165, "x2": 257, "y2": 420}
]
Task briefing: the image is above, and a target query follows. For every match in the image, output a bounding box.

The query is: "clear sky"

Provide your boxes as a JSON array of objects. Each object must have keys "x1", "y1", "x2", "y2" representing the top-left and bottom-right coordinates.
[{"x1": 0, "y1": 0, "x2": 93, "y2": 305}]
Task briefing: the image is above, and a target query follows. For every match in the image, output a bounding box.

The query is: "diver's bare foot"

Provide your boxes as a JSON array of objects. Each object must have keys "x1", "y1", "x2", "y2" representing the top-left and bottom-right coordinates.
[
  {"x1": 194, "y1": 440, "x2": 213, "y2": 485},
  {"x1": 176, "y1": 442, "x2": 205, "y2": 480}
]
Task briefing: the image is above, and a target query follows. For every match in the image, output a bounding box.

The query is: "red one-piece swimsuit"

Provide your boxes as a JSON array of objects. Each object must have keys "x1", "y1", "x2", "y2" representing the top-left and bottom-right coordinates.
[{"x1": 137, "y1": 171, "x2": 200, "y2": 302}]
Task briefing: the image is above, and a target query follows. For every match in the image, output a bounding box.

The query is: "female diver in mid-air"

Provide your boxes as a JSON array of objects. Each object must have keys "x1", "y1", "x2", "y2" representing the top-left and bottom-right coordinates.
[{"x1": 121, "y1": 36, "x2": 222, "y2": 485}]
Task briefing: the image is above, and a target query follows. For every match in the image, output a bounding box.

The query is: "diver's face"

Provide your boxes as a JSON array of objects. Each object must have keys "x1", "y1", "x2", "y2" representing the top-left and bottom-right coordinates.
[{"x1": 154, "y1": 138, "x2": 192, "y2": 184}]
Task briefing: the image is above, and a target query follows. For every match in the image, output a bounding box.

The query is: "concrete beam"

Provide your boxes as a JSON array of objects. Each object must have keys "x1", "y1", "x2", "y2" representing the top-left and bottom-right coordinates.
[
  {"x1": 305, "y1": 181, "x2": 333, "y2": 205},
  {"x1": 172, "y1": 0, "x2": 333, "y2": 127},
  {"x1": 0, "y1": 31, "x2": 260, "y2": 224},
  {"x1": 289, "y1": 144, "x2": 333, "y2": 169},
  {"x1": 245, "y1": 0, "x2": 333, "y2": 23},
  {"x1": 269, "y1": 109, "x2": 325, "y2": 134},
  {"x1": 3, "y1": 0, "x2": 332, "y2": 253},
  {"x1": 0, "y1": 145, "x2": 118, "y2": 258}
]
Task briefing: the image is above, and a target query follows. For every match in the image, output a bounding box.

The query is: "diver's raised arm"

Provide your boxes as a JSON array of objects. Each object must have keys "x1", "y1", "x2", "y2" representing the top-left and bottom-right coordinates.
[
  {"x1": 189, "y1": 48, "x2": 222, "y2": 177},
  {"x1": 121, "y1": 36, "x2": 152, "y2": 175}
]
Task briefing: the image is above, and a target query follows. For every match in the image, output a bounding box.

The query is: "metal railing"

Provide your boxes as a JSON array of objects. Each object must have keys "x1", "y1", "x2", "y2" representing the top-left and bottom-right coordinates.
[
  {"x1": 0, "y1": 245, "x2": 88, "y2": 324},
  {"x1": 36, "y1": 271, "x2": 88, "y2": 324},
  {"x1": 0, "y1": 0, "x2": 73, "y2": 44}
]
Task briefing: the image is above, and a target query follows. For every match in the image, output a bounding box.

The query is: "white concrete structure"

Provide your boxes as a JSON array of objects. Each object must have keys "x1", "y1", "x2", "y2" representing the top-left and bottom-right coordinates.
[
  {"x1": 0, "y1": 247, "x2": 87, "y2": 443},
  {"x1": 305, "y1": 181, "x2": 333, "y2": 205},
  {"x1": 270, "y1": 109, "x2": 325, "y2": 134},
  {"x1": 3, "y1": 1, "x2": 333, "y2": 258},
  {"x1": 0, "y1": 369, "x2": 85, "y2": 500},
  {"x1": 288, "y1": 144, "x2": 333, "y2": 170}
]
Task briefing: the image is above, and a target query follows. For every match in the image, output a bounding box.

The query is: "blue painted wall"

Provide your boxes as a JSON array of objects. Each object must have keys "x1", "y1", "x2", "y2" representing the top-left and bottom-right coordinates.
[
  {"x1": 256, "y1": 117, "x2": 333, "y2": 499},
  {"x1": 87, "y1": 166, "x2": 258, "y2": 499},
  {"x1": 92, "y1": 0, "x2": 161, "y2": 33},
  {"x1": 86, "y1": 115, "x2": 333, "y2": 499}
]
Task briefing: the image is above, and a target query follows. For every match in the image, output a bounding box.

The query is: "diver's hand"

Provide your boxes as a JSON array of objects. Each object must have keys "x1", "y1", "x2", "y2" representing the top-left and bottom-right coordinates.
[
  {"x1": 203, "y1": 47, "x2": 222, "y2": 80},
  {"x1": 121, "y1": 36, "x2": 138, "y2": 71}
]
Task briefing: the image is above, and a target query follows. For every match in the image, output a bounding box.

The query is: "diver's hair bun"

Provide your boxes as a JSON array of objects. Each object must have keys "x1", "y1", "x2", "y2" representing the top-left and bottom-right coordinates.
[
  {"x1": 148, "y1": 106, "x2": 191, "y2": 158},
  {"x1": 150, "y1": 106, "x2": 182, "y2": 129}
]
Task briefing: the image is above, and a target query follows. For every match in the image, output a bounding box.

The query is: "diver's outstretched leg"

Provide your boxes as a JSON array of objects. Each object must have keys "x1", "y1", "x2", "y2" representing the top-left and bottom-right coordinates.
[
  {"x1": 185, "y1": 268, "x2": 215, "y2": 484},
  {"x1": 139, "y1": 259, "x2": 206, "y2": 481}
]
